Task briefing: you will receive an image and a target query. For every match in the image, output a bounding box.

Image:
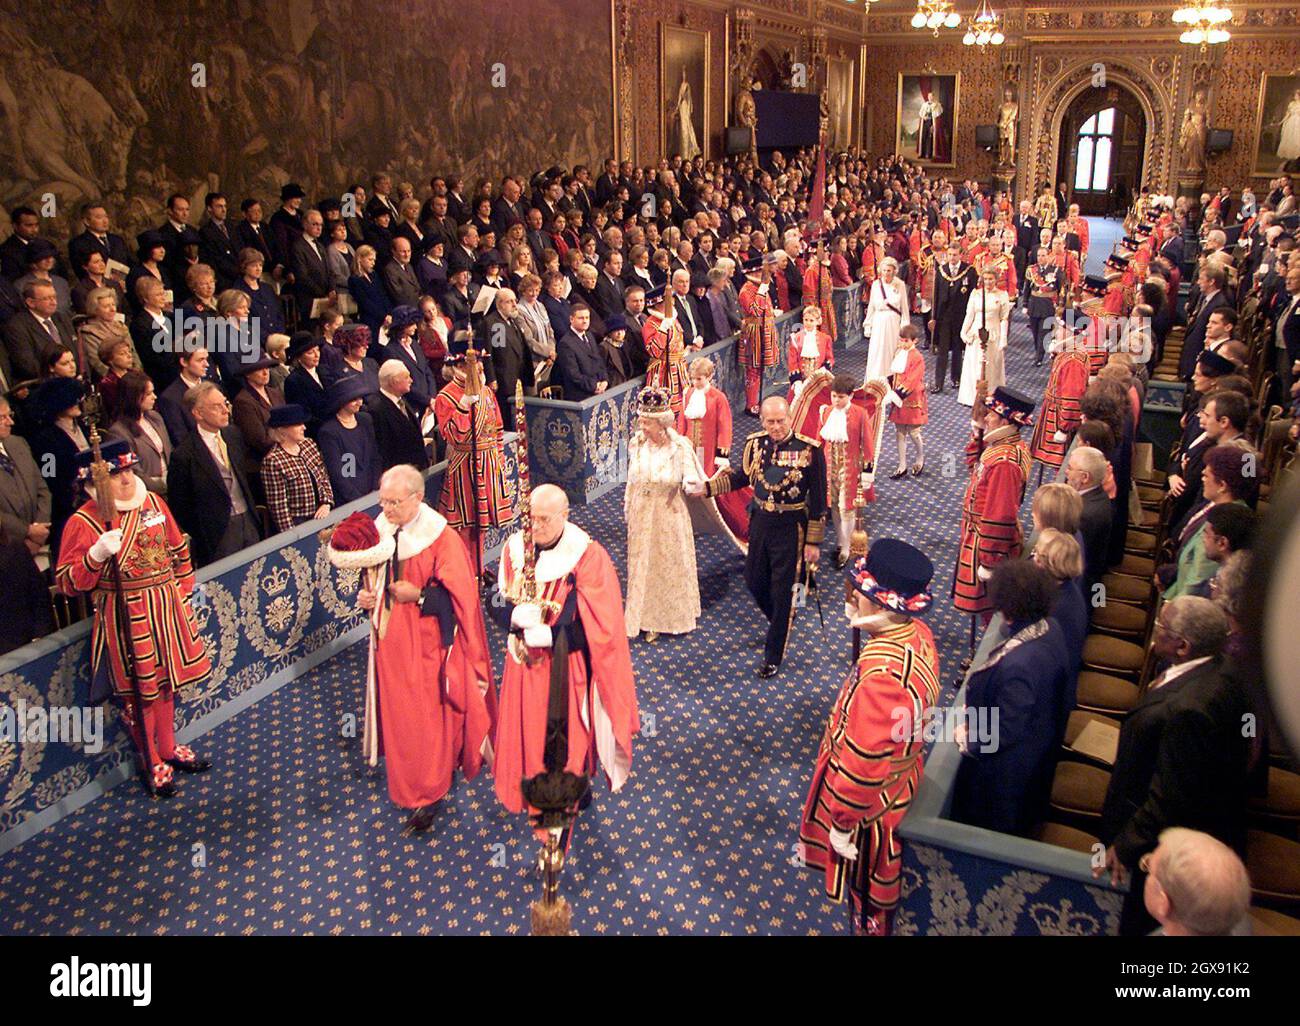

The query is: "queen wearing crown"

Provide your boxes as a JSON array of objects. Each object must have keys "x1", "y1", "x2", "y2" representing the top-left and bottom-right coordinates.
[{"x1": 623, "y1": 386, "x2": 705, "y2": 642}]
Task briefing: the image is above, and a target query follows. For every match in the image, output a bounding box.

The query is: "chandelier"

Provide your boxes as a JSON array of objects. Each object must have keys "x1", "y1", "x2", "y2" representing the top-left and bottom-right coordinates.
[
  {"x1": 911, "y1": 0, "x2": 961, "y2": 35},
  {"x1": 962, "y1": 0, "x2": 1005, "y2": 47},
  {"x1": 1172, "y1": 3, "x2": 1232, "y2": 49}
]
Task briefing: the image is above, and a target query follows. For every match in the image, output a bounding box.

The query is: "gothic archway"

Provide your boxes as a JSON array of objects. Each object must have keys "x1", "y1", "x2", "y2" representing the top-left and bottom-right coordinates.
[{"x1": 1055, "y1": 84, "x2": 1146, "y2": 216}]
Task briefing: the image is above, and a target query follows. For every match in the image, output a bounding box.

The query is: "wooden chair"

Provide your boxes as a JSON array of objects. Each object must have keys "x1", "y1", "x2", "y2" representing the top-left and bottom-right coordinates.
[{"x1": 1048, "y1": 761, "x2": 1110, "y2": 826}]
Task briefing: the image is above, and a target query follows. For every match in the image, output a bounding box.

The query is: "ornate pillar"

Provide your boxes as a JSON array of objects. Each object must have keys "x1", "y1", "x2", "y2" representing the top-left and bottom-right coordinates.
[{"x1": 614, "y1": 0, "x2": 635, "y2": 162}]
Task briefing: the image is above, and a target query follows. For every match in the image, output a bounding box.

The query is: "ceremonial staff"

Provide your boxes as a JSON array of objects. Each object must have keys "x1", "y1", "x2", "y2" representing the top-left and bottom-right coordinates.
[
  {"x1": 506, "y1": 381, "x2": 585, "y2": 936},
  {"x1": 968, "y1": 285, "x2": 991, "y2": 657}
]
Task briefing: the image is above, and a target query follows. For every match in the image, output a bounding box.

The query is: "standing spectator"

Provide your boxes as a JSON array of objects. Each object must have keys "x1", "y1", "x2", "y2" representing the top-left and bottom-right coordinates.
[
  {"x1": 261, "y1": 405, "x2": 333, "y2": 534},
  {"x1": 317, "y1": 377, "x2": 380, "y2": 505}
]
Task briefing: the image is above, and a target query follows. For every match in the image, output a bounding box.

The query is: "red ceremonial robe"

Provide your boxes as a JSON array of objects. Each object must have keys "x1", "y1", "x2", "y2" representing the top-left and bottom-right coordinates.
[
  {"x1": 889, "y1": 348, "x2": 928, "y2": 426},
  {"x1": 1029, "y1": 348, "x2": 1089, "y2": 469},
  {"x1": 678, "y1": 385, "x2": 751, "y2": 543},
  {"x1": 494, "y1": 522, "x2": 639, "y2": 815},
  {"x1": 786, "y1": 328, "x2": 834, "y2": 379},
  {"x1": 802, "y1": 263, "x2": 837, "y2": 341},
  {"x1": 369, "y1": 503, "x2": 496, "y2": 808},
  {"x1": 800, "y1": 619, "x2": 941, "y2": 918},
  {"x1": 953, "y1": 424, "x2": 1031, "y2": 614},
  {"x1": 819, "y1": 399, "x2": 876, "y2": 507}
]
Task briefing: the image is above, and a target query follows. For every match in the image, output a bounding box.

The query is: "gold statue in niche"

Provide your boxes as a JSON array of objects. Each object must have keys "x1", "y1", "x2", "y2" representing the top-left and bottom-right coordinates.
[{"x1": 997, "y1": 82, "x2": 1018, "y2": 168}]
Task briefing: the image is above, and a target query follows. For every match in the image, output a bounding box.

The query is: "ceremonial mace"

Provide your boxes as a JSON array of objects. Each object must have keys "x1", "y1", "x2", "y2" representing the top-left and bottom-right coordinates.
[
  {"x1": 463, "y1": 322, "x2": 485, "y2": 585},
  {"x1": 506, "y1": 381, "x2": 585, "y2": 936}
]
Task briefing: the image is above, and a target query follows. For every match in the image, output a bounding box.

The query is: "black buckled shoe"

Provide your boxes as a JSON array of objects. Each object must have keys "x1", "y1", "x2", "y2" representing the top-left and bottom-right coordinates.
[
  {"x1": 756, "y1": 662, "x2": 780, "y2": 679},
  {"x1": 166, "y1": 746, "x2": 211, "y2": 774},
  {"x1": 141, "y1": 763, "x2": 178, "y2": 799},
  {"x1": 404, "y1": 802, "x2": 441, "y2": 833},
  {"x1": 889, "y1": 468, "x2": 908, "y2": 480}
]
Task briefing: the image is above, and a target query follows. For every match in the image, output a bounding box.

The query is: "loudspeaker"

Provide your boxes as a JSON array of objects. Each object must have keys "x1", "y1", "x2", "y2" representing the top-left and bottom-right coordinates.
[
  {"x1": 1207, "y1": 128, "x2": 1234, "y2": 154},
  {"x1": 725, "y1": 126, "x2": 753, "y2": 156},
  {"x1": 975, "y1": 124, "x2": 997, "y2": 151}
]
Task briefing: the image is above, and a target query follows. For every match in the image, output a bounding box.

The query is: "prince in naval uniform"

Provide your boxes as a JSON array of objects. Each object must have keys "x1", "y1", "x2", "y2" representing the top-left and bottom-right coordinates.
[{"x1": 688, "y1": 395, "x2": 826, "y2": 678}]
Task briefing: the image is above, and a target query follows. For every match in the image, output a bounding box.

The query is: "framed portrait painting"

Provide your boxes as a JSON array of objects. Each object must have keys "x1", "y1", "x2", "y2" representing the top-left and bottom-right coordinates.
[
  {"x1": 896, "y1": 72, "x2": 960, "y2": 168},
  {"x1": 826, "y1": 55, "x2": 856, "y2": 151},
  {"x1": 1252, "y1": 72, "x2": 1300, "y2": 178},
  {"x1": 661, "y1": 25, "x2": 709, "y2": 162}
]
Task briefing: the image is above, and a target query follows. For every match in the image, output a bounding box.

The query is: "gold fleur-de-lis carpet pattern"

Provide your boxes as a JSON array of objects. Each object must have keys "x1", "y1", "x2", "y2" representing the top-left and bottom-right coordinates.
[{"x1": 0, "y1": 308, "x2": 1125, "y2": 935}]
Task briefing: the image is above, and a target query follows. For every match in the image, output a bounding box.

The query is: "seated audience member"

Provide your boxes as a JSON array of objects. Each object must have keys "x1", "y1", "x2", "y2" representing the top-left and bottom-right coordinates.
[
  {"x1": 952, "y1": 558, "x2": 1072, "y2": 837},
  {"x1": 1160, "y1": 445, "x2": 1253, "y2": 600},
  {"x1": 1065, "y1": 445, "x2": 1113, "y2": 593},
  {"x1": 156, "y1": 345, "x2": 211, "y2": 446},
  {"x1": 79, "y1": 286, "x2": 139, "y2": 379},
  {"x1": 365, "y1": 359, "x2": 430, "y2": 471},
  {"x1": 317, "y1": 376, "x2": 380, "y2": 505},
  {"x1": 1143, "y1": 828, "x2": 1252, "y2": 937},
  {"x1": 1098, "y1": 597, "x2": 1249, "y2": 936},
  {"x1": 107, "y1": 371, "x2": 171, "y2": 495},
  {"x1": 261, "y1": 404, "x2": 334, "y2": 534}
]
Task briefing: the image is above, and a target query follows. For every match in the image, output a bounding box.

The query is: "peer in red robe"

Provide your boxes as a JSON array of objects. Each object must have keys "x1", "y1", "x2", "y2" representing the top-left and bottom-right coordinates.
[
  {"x1": 494, "y1": 490, "x2": 638, "y2": 824},
  {"x1": 358, "y1": 479, "x2": 496, "y2": 831},
  {"x1": 678, "y1": 356, "x2": 750, "y2": 544}
]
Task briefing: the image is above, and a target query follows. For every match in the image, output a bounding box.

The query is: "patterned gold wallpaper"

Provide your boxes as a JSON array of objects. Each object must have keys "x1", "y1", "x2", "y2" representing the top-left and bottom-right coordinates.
[{"x1": 1207, "y1": 38, "x2": 1300, "y2": 186}]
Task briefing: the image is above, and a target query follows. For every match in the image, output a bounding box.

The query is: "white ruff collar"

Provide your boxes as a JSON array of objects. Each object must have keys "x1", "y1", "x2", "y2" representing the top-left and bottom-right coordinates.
[
  {"x1": 683, "y1": 387, "x2": 708, "y2": 420},
  {"x1": 376, "y1": 503, "x2": 447, "y2": 560},
  {"x1": 820, "y1": 406, "x2": 849, "y2": 443},
  {"x1": 88, "y1": 475, "x2": 148, "y2": 511},
  {"x1": 504, "y1": 520, "x2": 590, "y2": 586},
  {"x1": 799, "y1": 330, "x2": 821, "y2": 359}
]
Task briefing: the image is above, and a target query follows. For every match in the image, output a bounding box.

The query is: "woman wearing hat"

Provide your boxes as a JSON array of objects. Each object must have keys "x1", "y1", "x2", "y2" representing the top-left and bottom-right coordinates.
[
  {"x1": 382, "y1": 304, "x2": 439, "y2": 408},
  {"x1": 107, "y1": 371, "x2": 171, "y2": 496},
  {"x1": 283, "y1": 332, "x2": 329, "y2": 435},
  {"x1": 261, "y1": 404, "x2": 334, "y2": 534},
  {"x1": 415, "y1": 238, "x2": 448, "y2": 297},
  {"x1": 317, "y1": 375, "x2": 380, "y2": 505},
  {"x1": 230, "y1": 355, "x2": 285, "y2": 485},
  {"x1": 234, "y1": 248, "x2": 286, "y2": 337},
  {"x1": 79, "y1": 286, "x2": 140, "y2": 380},
  {"x1": 798, "y1": 538, "x2": 941, "y2": 936},
  {"x1": 15, "y1": 238, "x2": 73, "y2": 316},
  {"x1": 30, "y1": 376, "x2": 90, "y2": 558},
  {"x1": 623, "y1": 386, "x2": 704, "y2": 642},
  {"x1": 55, "y1": 439, "x2": 212, "y2": 798},
  {"x1": 331, "y1": 323, "x2": 381, "y2": 393}
]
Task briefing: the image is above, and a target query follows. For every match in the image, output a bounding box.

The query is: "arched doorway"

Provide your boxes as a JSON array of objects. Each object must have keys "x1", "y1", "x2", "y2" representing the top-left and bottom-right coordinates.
[{"x1": 1055, "y1": 84, "x2": 1146, "y2": 217}]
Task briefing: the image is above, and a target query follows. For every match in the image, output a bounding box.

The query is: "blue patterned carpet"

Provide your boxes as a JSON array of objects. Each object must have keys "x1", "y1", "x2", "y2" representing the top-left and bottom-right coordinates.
[{"x1": 0, "y1": 311, "x2": 1053, "y2": 936}]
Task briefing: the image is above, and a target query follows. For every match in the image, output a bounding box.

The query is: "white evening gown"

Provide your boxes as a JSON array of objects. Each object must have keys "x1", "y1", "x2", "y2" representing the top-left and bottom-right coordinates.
[
  {"x1": 864, "y1": 277, "x2": 908, "y2": 381},
  {"x1": 957, "y1": 288, "x2": 1011, "y2": 406}
]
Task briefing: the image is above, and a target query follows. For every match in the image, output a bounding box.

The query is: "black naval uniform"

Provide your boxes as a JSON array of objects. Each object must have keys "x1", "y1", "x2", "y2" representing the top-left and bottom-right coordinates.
[
  {"x1": 931, "y1": 260, "x2": 978, "y2": 391},
  {"x1": 1024, "y1": 262, "x2": 1062, "y2": 363},
  {"x1": 707, "y1": 428, "x2": 827, "y2": 674}
]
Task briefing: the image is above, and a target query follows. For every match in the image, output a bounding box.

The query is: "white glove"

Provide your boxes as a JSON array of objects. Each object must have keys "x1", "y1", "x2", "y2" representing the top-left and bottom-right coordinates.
[
  {"x1": 523, "y1": 624, "x2": 553, "y2": 649},
  {"x1": 885, "y1": 389, "x2": 903, "y2": 408},
  {"x1": 829, "y1": 827, "x2": 858, "y2": 861},
  {"x1": 511, "y1": 602, "x2": 542, "y2": 630},
  {"x1": 1053, "y1": 430, "x2": 1068, "y2": 443},
  {"x1": 976, "y1": 565, "x2": 993, "y2": 582},
  {"x1": 861, "y1": 471, "x2": 875, "y2": 489},
  {"x1": 757, "y1": 283, "x2": 769, "y2": 296},
  {"x1": 715, "y1": 457, "x2": 730, "y2": 470},
  {"x1": 89, "y1": 529, "x2": 124, "y2": 563}
]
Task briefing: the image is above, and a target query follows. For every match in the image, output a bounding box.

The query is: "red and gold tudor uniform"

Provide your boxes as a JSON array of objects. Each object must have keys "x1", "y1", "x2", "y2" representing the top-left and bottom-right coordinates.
[
  {"x1": 56, "y1": 443, "x2": 211, "y2": 794},
  {"x1": 642, "y1": 290, "x2": 690, "y2": 414},
  {"x1": 953, "y1": 388, "x2": 1035, "y2": 617},
  {"x1": 802, "y1": 258, "x2": 837, "y2": 341},
  {"x1": 494, "y1": 521, "x2": 639, "y2": 818},
  {"x1": 800, "y1": 539, "x2": 941, "y2": 936},
  {"x1": 1029, "y1": 334, "x2": 1090, "y2": 470},
  {"x1": 738, "y1": 261, "x2": 780, "y2": 413},
  {"x1": 433, "y1": 350, "x2": 514, "y2": 564}
]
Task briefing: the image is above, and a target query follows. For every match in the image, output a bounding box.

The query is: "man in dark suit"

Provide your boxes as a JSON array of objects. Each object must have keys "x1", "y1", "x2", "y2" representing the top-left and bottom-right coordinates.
[
  {"x1": 525, "y1": 207, "x2": 555, "y2": 267},
  {"x1": 595, "y1": 159, "x2": 620, "y2": 207},
  {"x1": 367, "y1": 360, "x2": 430, "y2": 470},
  {"x1": 1013, "y1": 201, "x2": 1040, "y2": 298},
  {"x1": 1272, "y1": 261, "x2": 1300, "y2": 388},
  {"x1": 1097, "y1": 597, "x2": 1249, "y2": 936},
  {"x1": 444, "y1": 177, "x2": 470, "y2": 227},
  {"x1": 3, "y1": 280, "x2": 75, "y2": 381},
  {"x1": 166, "y1": 381, "x2": 263, "y2": 567},
  {"x1": 67, "y1": 202, "x2": 134, "y2": 280},
  {"x1": 593, "y1": 252, "x2": 626, "y2": 322},
  {"x1": 551, "y1": 303, "x2": 608, "y2": 402},
  {"x1": 0, "y1": 395, "x2": 51, "y2": 555},
  {"x1": 482, "y1": 289, "x2": 534, "y2": 413},
  {"x1": 1066, "y1": 445, "x2": 1114, "y2": 594},
  {"x1": 235, "y1": 198, "x2": 275, "y2": 269},
  {"x1": 2, "y1": 206, "x2": 67, "y2": 283},
  {"x1": 198, "y1": 192, "x2": 240, "y2": 289},
  {"x1": 382, "y1": 238, "x2": 421, "y2": 308},
  {"x1": 492, "y1": 178, "x2": 526, "y2": 237},
  {"x1": 156, "y1": 346, "x2": 213, "y2": 446},
  {"x1": 420, "y1": 194, "x2": 459, "y2": 256},
  {"x1": 1179, "y1": 264, "x2": 1232, "y2": 378},
  {"x1": 670, "y1": 269, "x2": 704, "y2": 349},
  {"x1": 289, "y1": 209, "x2": 334, "y2": 326},
  {"x1": 928, "y1": 240, "x2": 977, "y2": 393},
  {"x1": 158, "y1": 193, "x2": 195, "y2": 300}
]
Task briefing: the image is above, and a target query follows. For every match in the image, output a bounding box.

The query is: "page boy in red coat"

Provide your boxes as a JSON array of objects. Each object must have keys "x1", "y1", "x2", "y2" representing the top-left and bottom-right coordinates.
[{"x1": 887, "y1": 323, "x2": 929, "y2": 478}]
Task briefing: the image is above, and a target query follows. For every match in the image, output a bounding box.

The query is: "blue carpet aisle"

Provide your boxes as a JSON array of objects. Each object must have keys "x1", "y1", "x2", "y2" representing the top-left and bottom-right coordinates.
[{"x1": 0, "y1": 310, "x2": 1054, "y2": 936}]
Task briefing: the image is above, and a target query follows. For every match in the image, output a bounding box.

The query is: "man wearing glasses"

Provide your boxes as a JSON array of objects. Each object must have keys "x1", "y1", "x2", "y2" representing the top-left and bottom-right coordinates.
[
  {"x1": 167, "y1": 380, "x2": 263, "y2": 566},
  {"x1": 1095, "y1": 596, "x2": 1250, "y2": 935},
  {"x1": 355, "y1": 465, "x2": 495, "y2": 833}
]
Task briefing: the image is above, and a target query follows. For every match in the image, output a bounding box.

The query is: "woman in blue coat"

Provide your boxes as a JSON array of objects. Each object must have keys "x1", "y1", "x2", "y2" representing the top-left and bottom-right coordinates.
[
  {"x1": 316, "y1": 376, "x2": 380, "y2": 505},
  {"x1": 348, "y1": 245, "x2": 391, "y2": 340},
  {"x1": 1032, "y1": 527, "x2": 1088, "y2": 714},
  {"x1": 952, "y1": 558, "x2": 1073, "y2": 837}
]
